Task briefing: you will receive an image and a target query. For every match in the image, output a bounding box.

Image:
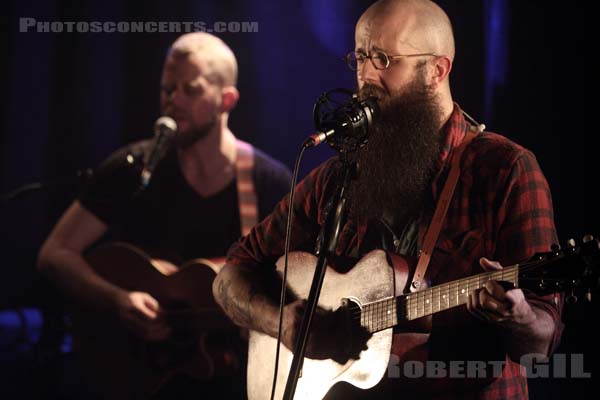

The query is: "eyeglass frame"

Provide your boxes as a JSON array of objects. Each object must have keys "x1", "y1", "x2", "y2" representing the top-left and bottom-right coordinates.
[{"x1": 345, "y1": 50, "x2": 440, "y2": 71}]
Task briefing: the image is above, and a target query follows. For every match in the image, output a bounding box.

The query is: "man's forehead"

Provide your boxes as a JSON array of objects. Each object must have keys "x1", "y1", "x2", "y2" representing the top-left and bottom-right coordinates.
[
  {"x1": 163, "y1": 54, "x2": 206, "y2": 75},
  {"x1": 355, "y1": 13, "x2": 421, "y2": 53},
  {"x1": 161, "y1": 56, "x2": 210, "y2": 86}
]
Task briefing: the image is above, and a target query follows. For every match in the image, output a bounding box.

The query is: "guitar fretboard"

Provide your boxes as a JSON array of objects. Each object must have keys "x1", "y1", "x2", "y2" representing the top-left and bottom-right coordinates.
[{"x1": 359, "y1": 266, "x2": 519, "y2": 333}]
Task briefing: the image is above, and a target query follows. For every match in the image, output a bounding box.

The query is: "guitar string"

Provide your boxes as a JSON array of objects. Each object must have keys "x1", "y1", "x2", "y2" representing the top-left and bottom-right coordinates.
[
  {"x1": 349, "y1": 269, "x2": 521, "y2": 328},
  {"x1": 351, "y1": 256, "x2": 570, "y2": 319},
  {"x1": 345, "y1": 252, "x2": 585, "y2": 330},
  {"x1": 351, "y1": 269, "x2": 519, "y2": 314}
]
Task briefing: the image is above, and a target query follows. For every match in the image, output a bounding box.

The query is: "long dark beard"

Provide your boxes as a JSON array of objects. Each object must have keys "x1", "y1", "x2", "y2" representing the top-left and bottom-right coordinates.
[
  {"x1": 174, "y1": 116, "x2": 217, "y2": 149},
  {"x1": 352, "y1": 77, "x2": 443, "y2": 225}
]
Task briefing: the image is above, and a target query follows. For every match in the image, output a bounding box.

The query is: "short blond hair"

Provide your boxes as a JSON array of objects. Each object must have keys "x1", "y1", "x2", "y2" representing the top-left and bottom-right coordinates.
[{"x1": 167, "y1": 32, "x2": 238, "y2": 86}]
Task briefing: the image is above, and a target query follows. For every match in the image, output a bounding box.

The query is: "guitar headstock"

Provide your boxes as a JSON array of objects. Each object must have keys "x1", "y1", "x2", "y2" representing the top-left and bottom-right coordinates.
[{"x1": 517, "y1": 235, "x2": 600, "y2": 301}]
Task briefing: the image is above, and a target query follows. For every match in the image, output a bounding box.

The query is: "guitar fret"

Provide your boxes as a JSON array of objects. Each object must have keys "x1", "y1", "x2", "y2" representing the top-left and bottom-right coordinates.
[
  {"x1": 455, "y1": 281, "x2": 459, "y2": 306},
  {"x1": 386, "y1": 299, "x2": 391, "y2": 330},
  {"x1": 376, "y1": 300, "x2": 381, "y2": 331},
  {"x1": 425, "y1": 288, "x2": 431, "y2": 315},
  {"x1": 371, "y1": 302, "x2": 375, "y2": 331},
  {"x1": 376, "y1": 302, "x2": 380, "y2": 332}
]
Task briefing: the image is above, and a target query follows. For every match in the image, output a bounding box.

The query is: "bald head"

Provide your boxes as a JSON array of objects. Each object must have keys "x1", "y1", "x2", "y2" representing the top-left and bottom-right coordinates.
[
  {"x1": 167, "y1": 32, "x2": 238, "y2": 87},
  {"x1": 357, "y1": 0, "x2": 455, "y2": 60}
]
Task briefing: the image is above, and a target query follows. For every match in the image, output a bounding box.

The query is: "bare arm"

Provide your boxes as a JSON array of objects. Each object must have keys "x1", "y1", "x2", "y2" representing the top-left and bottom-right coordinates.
[
  {"x1": 37, "y1": 200, "x2": 170, "y2": 340},
  {"x1": 212, "y1": 263, "x2": 282, "y2": 338},
  {"x1": 37, "y1": 200, "x2": 119, "y2": 310},
  {"x1": 213, "y1": 262, "x2": 370, "y2": 362}
]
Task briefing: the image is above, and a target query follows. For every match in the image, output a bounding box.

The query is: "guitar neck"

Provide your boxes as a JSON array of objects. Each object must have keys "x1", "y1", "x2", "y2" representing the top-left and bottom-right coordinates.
[{"x1": 360, "y1": 265, "x2": 520, "y2": 333}]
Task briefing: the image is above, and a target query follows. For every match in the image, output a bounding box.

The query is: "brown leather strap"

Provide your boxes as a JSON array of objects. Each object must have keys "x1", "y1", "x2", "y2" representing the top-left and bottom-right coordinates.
[
  {"x1": 235, "y1": 140, "x2": 258, "y2": 236},
  {"x1": 409, "y1": 129, "x2": 478, "y2": 292}
]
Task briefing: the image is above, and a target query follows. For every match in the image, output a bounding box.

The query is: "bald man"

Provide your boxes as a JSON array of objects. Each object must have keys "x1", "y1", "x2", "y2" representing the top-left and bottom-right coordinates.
[
  {"x1": 214, "y1": 1, "x2": 563, "y2": 399},
  {"x1": 37, "y1": 32, "x2": 291, "y2": 399}
]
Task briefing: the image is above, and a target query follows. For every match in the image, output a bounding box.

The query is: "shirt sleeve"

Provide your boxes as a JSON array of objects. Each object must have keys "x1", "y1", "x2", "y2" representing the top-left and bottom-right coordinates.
[
  {"x1": 493, "y1": 150, "x2": 564, "y2": 355},
  {"x1": 78, "y1": 143, "x2": 145, "y2": 224}
]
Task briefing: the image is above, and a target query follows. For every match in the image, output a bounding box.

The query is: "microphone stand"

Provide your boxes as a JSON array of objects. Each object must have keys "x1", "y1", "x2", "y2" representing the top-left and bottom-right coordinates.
[
  {"x1": 283, "y1": 152, "x2": 357, "y2": 400},
  {"x1": 0, "y1": 169, "x2": 93, "y2": 204}
]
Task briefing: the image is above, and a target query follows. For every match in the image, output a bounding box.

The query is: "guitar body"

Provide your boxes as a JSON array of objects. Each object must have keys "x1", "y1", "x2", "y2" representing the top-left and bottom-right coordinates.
[
  {"x1": 247, "y1": 237, "x2": 600, "y2": 399},
  {"x1": 71, "y1": 242, "x2": 239, "y2": 399},
  {"x1": 248, "y1": 250, "x2": 396, "y2": 400}
]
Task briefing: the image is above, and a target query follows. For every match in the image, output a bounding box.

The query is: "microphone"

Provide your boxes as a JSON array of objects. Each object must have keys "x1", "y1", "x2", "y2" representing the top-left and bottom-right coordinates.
[
  {"x1": 304, "y1": 93, "x2": 379, "y2": 149},
  {"x1": 140, "y1": 116, "x2": 177, "y2": 189}
]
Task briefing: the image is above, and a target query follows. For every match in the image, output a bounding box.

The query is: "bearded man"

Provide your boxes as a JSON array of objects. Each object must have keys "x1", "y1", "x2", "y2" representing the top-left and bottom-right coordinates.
[{"x1": 213, "y1": 1, "x2": 563, "y2": 399}]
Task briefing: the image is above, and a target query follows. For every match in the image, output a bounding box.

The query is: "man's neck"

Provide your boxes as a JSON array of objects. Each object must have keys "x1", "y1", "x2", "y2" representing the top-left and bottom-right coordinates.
[
  {"x1": 178, "y1": 120, "x2": 236, "y2": 177},
  {"x1": 177, "y1": 119, "x2": 238, "y2": 196},
  {"x1": 437, "y1": 91, "x2": 455, "y2": 131}
]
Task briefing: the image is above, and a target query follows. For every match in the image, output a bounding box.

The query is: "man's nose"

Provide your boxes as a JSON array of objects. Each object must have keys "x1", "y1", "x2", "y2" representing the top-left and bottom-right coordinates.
[
  {"x1": 358, "y1": 58, "x2": 380, "y2": 87},
  {"x1": 167, "y1": 88, "x2": 186, "y2": 108}
]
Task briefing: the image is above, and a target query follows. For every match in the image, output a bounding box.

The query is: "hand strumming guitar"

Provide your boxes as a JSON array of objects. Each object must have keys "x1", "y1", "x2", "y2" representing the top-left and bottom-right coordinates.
[
  {"x1": 115, "y1": 290, "x2": 172, "y2": 341},
  {"x1": 281, "y1": 299, "x2": 371, "y2": 364}
]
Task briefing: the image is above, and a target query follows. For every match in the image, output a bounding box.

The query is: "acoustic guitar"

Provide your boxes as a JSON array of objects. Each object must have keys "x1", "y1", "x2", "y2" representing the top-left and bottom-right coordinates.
[
  {"x1": 248, "y1": 237, "x2": 600, "y2": 400},
  {"x1": 70, "y1": 242, "x2": 241, "y2": 399}
]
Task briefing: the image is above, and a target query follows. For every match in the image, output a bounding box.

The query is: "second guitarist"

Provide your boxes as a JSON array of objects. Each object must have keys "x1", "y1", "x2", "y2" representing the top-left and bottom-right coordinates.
[{"x1": 37, "y1": 32, "x2": 291, "y2": 399}]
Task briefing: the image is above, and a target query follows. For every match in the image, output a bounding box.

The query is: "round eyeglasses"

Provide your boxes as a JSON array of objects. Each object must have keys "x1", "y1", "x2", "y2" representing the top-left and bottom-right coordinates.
[{"x1": 345, "y1": 50, "x2": 439, "y2": 71}]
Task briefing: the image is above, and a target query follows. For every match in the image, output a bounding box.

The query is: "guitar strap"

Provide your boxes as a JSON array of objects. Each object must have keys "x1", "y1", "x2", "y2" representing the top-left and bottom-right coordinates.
[
  {"x1": 235, "y1": 140, "x2": 259, "y2": 236},
  {"x1": 409, "y1": 127, "x2": 479, "y2": 293}
]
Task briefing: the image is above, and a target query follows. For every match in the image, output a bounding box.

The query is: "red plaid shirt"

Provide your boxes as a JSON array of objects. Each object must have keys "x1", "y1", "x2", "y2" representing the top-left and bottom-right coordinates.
[{"x1": 227, "y1": 104, "x2": 564, "y2": 399}]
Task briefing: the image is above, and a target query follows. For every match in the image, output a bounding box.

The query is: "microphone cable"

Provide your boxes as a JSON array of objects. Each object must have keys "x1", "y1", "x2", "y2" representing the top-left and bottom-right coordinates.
[{"x1": 270, "y1": 139, "x2": 311, "y2": 400}]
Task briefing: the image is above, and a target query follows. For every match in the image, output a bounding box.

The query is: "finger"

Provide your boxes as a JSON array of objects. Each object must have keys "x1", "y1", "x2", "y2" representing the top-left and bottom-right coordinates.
[
  {"x1": 484, "y1": 280, "x2": 508, "y2": 302},
  {"x1": 479, "y1": 257, "x2": 503, "y2": 271},
  {"x1": 142, "y1": 294, "x2": 161, "y2": 313},
  {"x1": 479, "y1": 287, "x2": 510, "y2": 315},
  {"x1": 466, "y1": 292, "x2": 476, "y2": 314},
  {"x1": 504, "y1": 288, "x2": 525, "y2": 307},
  {"x1": 467, "y1": 291, "x2": 476, "y2": 312},
  {"x1": 135, "y1": 306, "x2": 158, "y2": 320},
  {"x1": 467, "y1": 290, "x2": 489, "y2": 321},
  {"x1": 133, "y1": 295, "x2": 160, "y2": 320}
]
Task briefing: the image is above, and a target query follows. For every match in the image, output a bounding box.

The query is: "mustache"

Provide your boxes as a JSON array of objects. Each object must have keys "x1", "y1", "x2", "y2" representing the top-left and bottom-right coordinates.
[{"x1": 358, "y1": 84, "x2": 387, "y2": 100}]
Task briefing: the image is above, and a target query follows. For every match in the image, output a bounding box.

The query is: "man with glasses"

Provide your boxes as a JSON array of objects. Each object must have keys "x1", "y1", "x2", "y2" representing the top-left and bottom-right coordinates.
[{"x1": 214, "y1": 0, "x2": 563, "y2": 398}]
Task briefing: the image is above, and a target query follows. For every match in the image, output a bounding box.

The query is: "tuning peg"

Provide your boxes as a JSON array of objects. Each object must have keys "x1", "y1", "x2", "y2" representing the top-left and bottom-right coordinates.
[
  {"x1": 583, "y1": 234, "x2": 594, "y2": 243},
  {"x1": 567, "y1": 238, "x2": 576, "y2": 248},
  {"x1": 566, "y1": 290, "x2": 578, "y2": 304},
  {"x1": 586, "y1": 289, "x2": 592, "y2": 302}
]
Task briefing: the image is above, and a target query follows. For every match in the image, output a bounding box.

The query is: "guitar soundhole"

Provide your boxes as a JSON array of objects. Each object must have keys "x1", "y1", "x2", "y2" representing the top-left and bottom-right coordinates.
[
  {"x1": 341, "y1": 298, "x2": 362, "y2": 324},
  {"x1": 340, "y1": 298, "x2": 371, "y2": 359}
]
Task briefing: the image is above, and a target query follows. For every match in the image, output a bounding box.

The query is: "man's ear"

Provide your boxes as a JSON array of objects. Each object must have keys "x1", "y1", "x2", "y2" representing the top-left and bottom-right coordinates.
[
  {"x1": 220, "y1": 86, "x2": 239, "y2": 113},
  {"x1": 430, "y1": 55, "x2": 452, "y2": 86}
]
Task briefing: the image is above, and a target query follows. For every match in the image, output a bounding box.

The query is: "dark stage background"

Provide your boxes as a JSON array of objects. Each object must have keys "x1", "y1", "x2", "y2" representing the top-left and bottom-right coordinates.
[{"x1": 0, "y1": 0, "x2": 596, "y2": 399}]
